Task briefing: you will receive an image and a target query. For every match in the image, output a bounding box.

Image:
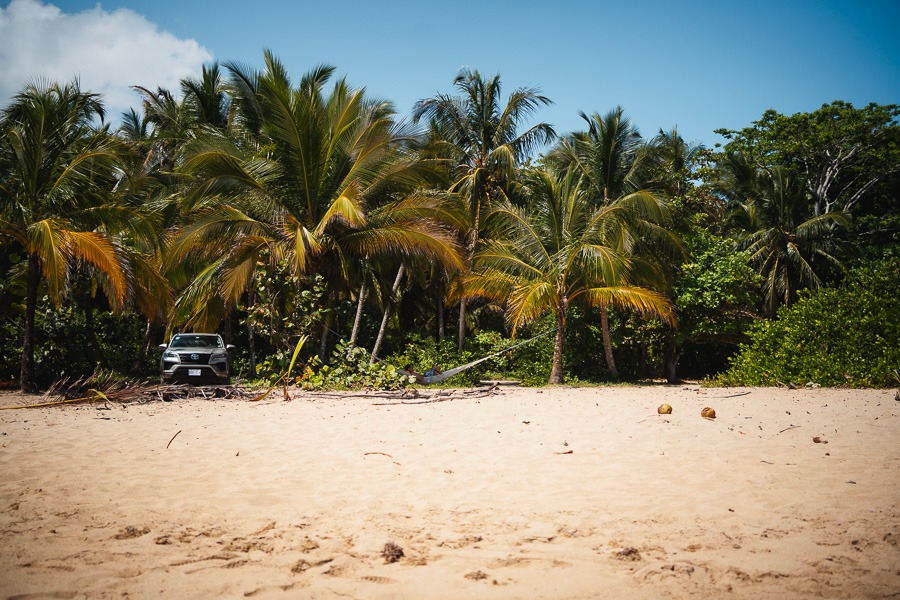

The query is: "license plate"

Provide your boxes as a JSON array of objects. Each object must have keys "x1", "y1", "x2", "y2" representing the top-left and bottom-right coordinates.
[{"x1": 188, "y1": 369, "x2": 202, "y2": 376}]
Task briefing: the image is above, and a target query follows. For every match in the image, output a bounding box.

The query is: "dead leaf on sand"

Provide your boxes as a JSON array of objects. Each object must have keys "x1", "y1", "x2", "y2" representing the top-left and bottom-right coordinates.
[
  {"x1": 465, "y1": 570, "x2": 489, "y2": 580},
  {"x1": 382, "y1": 542, "x2": 404, "y2": 563},
  {"x1": 613, "y1": 546, "x2": 642, "y2": 561},
  {"x1": 114, "y1": 526, "x2": 149, "y2": 540}
]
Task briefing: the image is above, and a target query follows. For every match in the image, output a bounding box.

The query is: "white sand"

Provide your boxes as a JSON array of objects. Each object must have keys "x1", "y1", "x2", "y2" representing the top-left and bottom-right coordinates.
[{"x1": 1, "y1": 385, "x2": 898, "y2": 599}]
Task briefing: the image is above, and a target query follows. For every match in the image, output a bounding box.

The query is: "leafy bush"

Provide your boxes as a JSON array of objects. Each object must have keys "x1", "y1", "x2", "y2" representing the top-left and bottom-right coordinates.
[
  {"x1": 387, "y1": 333, "x2": 484, "y2": 387},
  {"x1": 710, "y1": 258, "x2": 899, "y2": 387},
  {"x1": 297, "y1": 341, "x2": 411, "y2": 390},
  {"x1": 386, "y1": 328, "x2": 556, "y2": 387}
]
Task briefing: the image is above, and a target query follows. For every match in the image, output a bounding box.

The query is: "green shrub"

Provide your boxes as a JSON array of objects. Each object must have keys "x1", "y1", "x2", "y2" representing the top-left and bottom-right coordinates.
[
  {"x1": 297, "y1": 341, "x2": 410, "y2": 390},
  {"x1": 710, "y1": 258, "x2": 899, "y2": 387},
  {"x1": 386, "y1": 328, "x2": 555, "y2": 387},
  {"x1": 387, "y1": 333, "x2": 483, "y2": 387}
]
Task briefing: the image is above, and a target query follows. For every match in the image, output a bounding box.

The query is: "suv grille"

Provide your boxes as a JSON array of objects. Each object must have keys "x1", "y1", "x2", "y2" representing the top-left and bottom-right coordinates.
[{"x1": 178, "y1": 352, "x2": 211, "y2": 365}]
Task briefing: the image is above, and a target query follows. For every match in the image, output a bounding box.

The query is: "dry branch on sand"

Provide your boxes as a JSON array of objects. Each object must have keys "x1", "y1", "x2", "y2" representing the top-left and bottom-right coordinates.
[{"x1": 0, "y1": 376, "x2": 506, "y2": 411}]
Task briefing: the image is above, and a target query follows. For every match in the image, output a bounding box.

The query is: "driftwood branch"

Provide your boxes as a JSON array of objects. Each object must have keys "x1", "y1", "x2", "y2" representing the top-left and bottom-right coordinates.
[
  {"x1": 711, "y1": 391, "x2": 751, "y2": 398},
  {"x1": 166, "y1": 430, "x2": 182, "y2": 449}
]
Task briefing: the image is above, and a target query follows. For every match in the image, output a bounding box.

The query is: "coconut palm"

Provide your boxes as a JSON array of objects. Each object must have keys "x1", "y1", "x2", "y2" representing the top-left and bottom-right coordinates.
[
  {"x1": 465, "y1": 168, "x2": 674, "y2": 384},
  {"x1": 169, "y1": 52, "x2": 462, "y2": 342},
  {"x1": 0, "y1": 80, "x2": 127, "y2": 391},
  {"x1": 546, "y1": 107, "x2": 644, "y2": 205},
  {"x1": 721, "y1": 155, "x2": 848, "y2": 316},
  {"x1": 644, "y1": 127, "x2": 705, "y2": 199},
  {"x1": 545, "y1": 107, "x2": 675, "y2": 377},
  {"x1": 413, "y1": 68, "x2": 556, "y2": 351}
]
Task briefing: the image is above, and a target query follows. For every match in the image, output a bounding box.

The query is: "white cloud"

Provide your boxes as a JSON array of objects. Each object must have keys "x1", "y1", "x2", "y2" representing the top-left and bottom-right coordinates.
[{"x1": 0, "y1": 0, "x2": 212, "y2": 120}]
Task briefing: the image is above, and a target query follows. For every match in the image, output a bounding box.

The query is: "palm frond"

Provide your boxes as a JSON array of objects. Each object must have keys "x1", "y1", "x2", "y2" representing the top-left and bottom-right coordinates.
[{"x1": 583, "y1": 286, "x2": 675, "y2": 326}]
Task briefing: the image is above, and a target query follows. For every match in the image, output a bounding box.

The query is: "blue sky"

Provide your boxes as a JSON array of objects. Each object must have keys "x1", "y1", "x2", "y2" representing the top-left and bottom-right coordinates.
[{"x1": 2, "y1": 0, "x2": 898, "y2": 148}]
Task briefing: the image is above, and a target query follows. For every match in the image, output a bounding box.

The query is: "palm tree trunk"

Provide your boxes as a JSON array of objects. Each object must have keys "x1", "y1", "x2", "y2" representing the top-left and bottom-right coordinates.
[
  {"x1": 458, "y1": 232, "x2": 476, "y2": 353},
  {"x1": 436, "y1": 278, "x2": 445, "y2": 342},
  {"x1": 84, "y1": 293, "x2": 106, "y2": 369},
  {"x1": 664, "y1": 331, "x2": 681, "y2": 384},
  {"x1": 350, "y1": 282, "x2": 367, "y2": 346},
  {"x1": 457, "y1": 297, "x2": 466, "y2": 353},
  {"x1": 319, "y1": 311, "x2": 332, "y2": 360},
  {"x1": 370, "y1": 265, "x2": 405, "y2": 363},
  {"x1": 600, "y1": 305, "x2": 619, "y2": 380},
  {"x1": 246, "y1": 286, "x2": 257, "y2": 378},
  {"x1": 549, "y1": 307, "x2": 566, "y2": 384},
  {"x1": 20, "y1": 253, "x2": 40, "y2": 392},
  {"x1": 223, "y1": 309, "x2": 233, "y2": 344},
  {"x1": 130, "y1": 319, "x2": 155, "y2": 376}
]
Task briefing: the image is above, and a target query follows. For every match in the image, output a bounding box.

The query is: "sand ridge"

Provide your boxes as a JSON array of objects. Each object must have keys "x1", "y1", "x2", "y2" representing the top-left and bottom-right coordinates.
[{"x1": 1, "y1": 386, "x2": 898, "y2": 599}]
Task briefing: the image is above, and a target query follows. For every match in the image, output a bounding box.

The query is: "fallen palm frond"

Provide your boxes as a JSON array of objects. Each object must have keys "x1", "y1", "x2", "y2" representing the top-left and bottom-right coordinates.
[{"x1": 249, "y1": 334, "x2": 308, "y2": 402}]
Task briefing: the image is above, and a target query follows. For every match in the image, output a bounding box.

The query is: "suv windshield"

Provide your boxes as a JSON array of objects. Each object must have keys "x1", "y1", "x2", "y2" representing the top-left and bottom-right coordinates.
[{"x1": 169, "y1": 335, "x2": 223, "y2": 349}]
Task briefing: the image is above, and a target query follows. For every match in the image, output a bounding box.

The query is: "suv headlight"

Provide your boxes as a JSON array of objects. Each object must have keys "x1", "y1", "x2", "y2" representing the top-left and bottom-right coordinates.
[
  {"x1": 209, "y1": 354, "x2": 226, "y2": 363},
  {"x1": 163, "y1": 351, "x2": 180, "y2": 361}
]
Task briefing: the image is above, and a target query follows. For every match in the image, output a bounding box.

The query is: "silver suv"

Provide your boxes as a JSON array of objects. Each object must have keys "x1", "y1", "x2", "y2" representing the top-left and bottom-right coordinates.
[{"x1": 159, "y1": 333, "x2": 234, "y2": 384}]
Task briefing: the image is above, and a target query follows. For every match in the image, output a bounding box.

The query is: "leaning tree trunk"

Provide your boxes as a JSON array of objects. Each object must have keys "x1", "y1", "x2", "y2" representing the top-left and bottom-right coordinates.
[
  {"x1": 548, "y1": 306, "x2": 567, "y2": 384},
  {"x1": 370, "y1": 265, "x2": 405, "y2": 363},
  {"x1": 350, "y1": 282, "x2": 367, "y2": 346},
  {"x1": 600, "y1": 305, "x2": 619, "y2": 380},
  {"x1": 20, "y1": 253, "x2": 41, "y2": 392}
]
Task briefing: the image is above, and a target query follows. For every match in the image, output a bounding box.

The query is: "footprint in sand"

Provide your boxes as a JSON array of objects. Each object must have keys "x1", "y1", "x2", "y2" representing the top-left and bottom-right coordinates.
[{"x1": 359, "y1": 575, "x2": 397, "y2": 584}]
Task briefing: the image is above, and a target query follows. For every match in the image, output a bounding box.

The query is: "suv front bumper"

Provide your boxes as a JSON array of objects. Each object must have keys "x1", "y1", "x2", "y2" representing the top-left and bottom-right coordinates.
[{"x1": 161, "y1": 354, "x2": 229, "y2": 384}]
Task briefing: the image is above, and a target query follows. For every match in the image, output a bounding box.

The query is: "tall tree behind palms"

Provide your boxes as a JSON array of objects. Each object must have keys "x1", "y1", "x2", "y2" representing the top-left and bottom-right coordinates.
[
  {"x1": 413, "y1": 68, "x2": 556, "y2": 351},
  {"x1": 0, "y1": 80, "x2": 127, "y2": 391},
  {"x1": 465, "y1": 168, "x2": 674, "y2": 383},
  {"x1": 545, "y1": 107, "x2": 673, "y2": 378}
]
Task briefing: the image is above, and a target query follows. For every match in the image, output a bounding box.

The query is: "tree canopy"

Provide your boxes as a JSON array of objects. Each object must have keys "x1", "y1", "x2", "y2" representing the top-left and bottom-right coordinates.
[{"x1": 0, "y1": 60, "x2": 896, "y2": 390}]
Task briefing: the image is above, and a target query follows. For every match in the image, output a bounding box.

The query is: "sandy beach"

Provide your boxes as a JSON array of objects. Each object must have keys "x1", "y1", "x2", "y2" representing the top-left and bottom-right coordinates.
[{"x1": 1, "y1": 385, "x2": 898, "y2": 599}]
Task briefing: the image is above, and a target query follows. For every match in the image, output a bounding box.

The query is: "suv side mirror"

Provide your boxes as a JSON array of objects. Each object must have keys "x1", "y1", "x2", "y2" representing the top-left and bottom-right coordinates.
[
  {"x1": 226, "y1": 344, "x2": 235, "y2": 350},
  {"x1": 158, "y1": 343, "x2": 168, "y2": 349}
]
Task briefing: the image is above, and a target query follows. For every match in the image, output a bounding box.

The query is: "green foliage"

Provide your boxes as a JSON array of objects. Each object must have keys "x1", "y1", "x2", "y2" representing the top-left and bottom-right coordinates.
[
  {"x1": 297, "y1": 341, "x2": 409, "y2": 390},
  {"x1": 28, "y1": 302, "x2": 149, "y2": 385},
  {"x1": 711, "y1": 258, "x2": 900, "y2": 387},
  {"x1": 715, "y1": 102, "x2": 900, "y2": 267},
  {"x1": 674, "y1": 232, "x2": 761, "y2": 342},
  {"x1": 386, "y1": 329, "x2": 555, "y2": 387},
  {"x1": 388, "y1": 334, "x2": 483, "y2": 387},
  {"x1": 509, "y1": 325, "x2": 557, "y2": 385},
  {"x1": 242, "y1": 261, "x2": 330, "y2": 354}
]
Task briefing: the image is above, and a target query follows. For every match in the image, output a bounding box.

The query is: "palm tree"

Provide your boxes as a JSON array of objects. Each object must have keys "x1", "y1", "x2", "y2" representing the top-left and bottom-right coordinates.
[
  {"x1": 644, "y1": 127, "x2": 704, "y2": 199},
  {"x1": 413, "y1": 68, "x2": 556, "y2": 351},
  {"x1": 546, "y1": 107, "x2": 644, "y2": 205},
  {"x1": 465, "y1": 168, "x2": 674, "y2": 384},
  {"x1": 545, "y1": 107, "x2": 674, "y2": 377},
  {"x1": 0, "y1": 80, "x2": 127, "y2": 391},
  {"x1": 169, "y1": 52, "x2": 462, "y2": 344},
  {"x1": 114, "y1": 108, "x2": 180, "y2": 372},
  {"x1": 721, "y1": 155, "x2": 848, "y2": 316}
]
